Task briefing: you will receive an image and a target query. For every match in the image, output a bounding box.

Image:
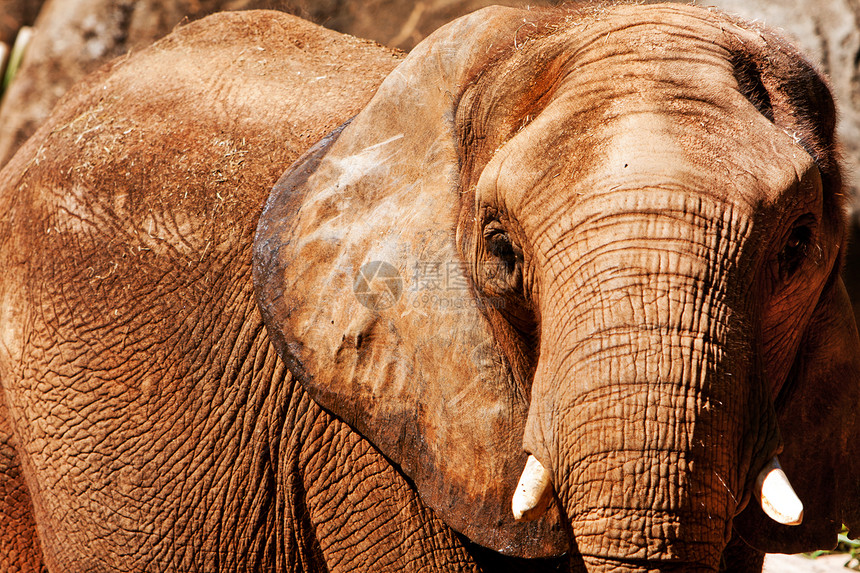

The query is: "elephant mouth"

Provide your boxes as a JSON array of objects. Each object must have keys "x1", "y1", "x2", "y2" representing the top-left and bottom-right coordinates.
[
  {"x1": 509, "y1": 451, "x2": 805, "y2": 571},
  {"x1": 511, "y1": 454, "x2": 804, "y2": 528},
  {"x1": 565, "y1": 506, "x2": 728, "y2": 570},
  {"x1": 578, "y1": 555, "x2": 719, "y2": 573}
]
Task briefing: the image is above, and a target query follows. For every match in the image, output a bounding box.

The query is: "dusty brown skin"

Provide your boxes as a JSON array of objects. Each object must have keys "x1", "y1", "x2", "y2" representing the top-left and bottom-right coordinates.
[
  {"x1": 0, "y1": 0, "x2": 294, "y2": 167},
  {"x1": 0, "y1": 9, "x2": 462, "y2": 572},
  {"x1": 672, "y1": 0, "x2": 860, "y2": 215},
  {"x1": 0, "y1": 0, "x2": 565, "y2": 169},
  {"x1": 10, "y1": 0, "x2": 860, "y2": 341},
  {"x1": 0, "y1": 4, "x2": 859, "y2": 573},
  {"x1": 0, "y1": 10, "x2": 560, "y2": 573},
  {"x1": 649, "y1": 0, "x2": 860, "y2": 329}
]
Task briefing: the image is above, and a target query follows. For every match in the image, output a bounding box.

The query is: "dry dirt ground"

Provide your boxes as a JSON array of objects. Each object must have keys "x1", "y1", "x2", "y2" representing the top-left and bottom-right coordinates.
[{"x1": 764, "y1": 553, "x2": 859, "y2": 572}]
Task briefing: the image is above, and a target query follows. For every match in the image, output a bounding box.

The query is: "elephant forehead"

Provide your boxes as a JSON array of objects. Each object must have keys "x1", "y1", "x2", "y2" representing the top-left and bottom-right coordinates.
[
  {"x1": 480, "y1": 95, "x2": 820, "y2": 227},
  {"x1": 591, "y1": 111, "x2": 822, "y2": 208},
  {"x1": 471, "y1": 12, "x2": 775, "y2": 204},
  {"x1": 559, "y1": 3, "x2": 752, "y2": 48},
  {"x1": 477, "y1": 6, "x2": 823, "y2": 210}
]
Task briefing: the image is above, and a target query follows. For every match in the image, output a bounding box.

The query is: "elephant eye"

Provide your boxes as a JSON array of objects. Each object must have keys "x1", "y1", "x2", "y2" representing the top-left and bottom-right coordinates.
[
  {"x1": 487, "y1": 231, "x2": 519, "y2": 273},
  {"x1": 481, "y1": 223, "x2": 524, "y2": 295},
  {"x1": 479, "y1": 220, "x2": 536, "y2": 342},
  {"x1": 778, "y1": 219, "x2": 815, "y2": 280}
]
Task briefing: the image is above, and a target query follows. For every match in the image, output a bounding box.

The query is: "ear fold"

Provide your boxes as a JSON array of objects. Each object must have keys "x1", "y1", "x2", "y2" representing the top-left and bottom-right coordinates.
[
  {"x1": 252, "y1": 7, "x2": 568, "y2": 557},
  {"x1": 734, "y1": 277, "x2": 860, "y2": 552}
]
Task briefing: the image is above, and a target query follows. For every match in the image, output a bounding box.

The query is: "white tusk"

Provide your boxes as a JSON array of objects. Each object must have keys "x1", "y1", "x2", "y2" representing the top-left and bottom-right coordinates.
[
  {"x1": 755, "y1": 456, "x2": 804, "y2": 526},
  {"x1": 512, "y1": 455, "x2": 553, "y2": 522}
]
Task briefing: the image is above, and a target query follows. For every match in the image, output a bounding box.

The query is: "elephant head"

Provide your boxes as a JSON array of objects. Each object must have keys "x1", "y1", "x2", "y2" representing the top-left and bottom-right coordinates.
[{"x1": 253, "y1": 4, "x2": 860, "y2": 569}]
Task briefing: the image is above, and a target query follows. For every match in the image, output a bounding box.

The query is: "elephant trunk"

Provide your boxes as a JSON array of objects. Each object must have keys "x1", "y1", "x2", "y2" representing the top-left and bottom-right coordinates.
[
  {"x1": 534, "y1": 334, "x2": 744, "y2": 569},
  {"x1": 521, "y1": 193, "x2": 782, "y2": 570}
]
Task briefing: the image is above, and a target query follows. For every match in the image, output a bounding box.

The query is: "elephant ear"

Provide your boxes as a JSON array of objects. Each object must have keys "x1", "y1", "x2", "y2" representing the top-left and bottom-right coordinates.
[
  {"x1": 726, "y1": 18, "x2": 860, "y2": 552},
  {"x1": 734, "y1": 276, "x2": 860, "y2": 552},
  {"x1": 252, "y1": 7, "x2": 567, "y2": 557}
]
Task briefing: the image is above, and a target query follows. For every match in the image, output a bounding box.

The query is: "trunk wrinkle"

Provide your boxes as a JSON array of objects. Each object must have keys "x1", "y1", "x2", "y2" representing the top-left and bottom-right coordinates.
[{"x1": 522, "y1": 194, "x2": 778, "y2": 570}]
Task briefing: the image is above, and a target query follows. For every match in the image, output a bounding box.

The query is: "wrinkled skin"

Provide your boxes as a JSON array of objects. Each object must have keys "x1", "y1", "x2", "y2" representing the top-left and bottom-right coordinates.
[
  {"x1": 0, "y1": 0, "x2": 301, "y2": 167},
  {"x1": 10, "y1": 0, "x2": 860, "y2": 360},
  {"x1": 1, "y1": 5, "x2": 859, "y2": 573},
  {"x1": 13, "y1": 0, "x2": 860, "y2": 336},
  {"x1": 0, "y1": 11, "x2": 564, "y2": 573},
  {"x1": 652, "y1": 0, "x2": 860, "y2": 211}
]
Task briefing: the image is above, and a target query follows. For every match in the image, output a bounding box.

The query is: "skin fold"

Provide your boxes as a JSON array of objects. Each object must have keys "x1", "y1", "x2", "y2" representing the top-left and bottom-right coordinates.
[{"x1": 0, "y1": 4, "x2": 858, "y2": 573}]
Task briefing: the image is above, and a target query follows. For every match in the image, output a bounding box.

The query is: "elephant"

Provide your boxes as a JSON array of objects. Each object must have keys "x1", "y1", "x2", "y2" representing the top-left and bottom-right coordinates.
[{"x1": 0, "y1": 3, "x2": 859, "y2": 572}]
